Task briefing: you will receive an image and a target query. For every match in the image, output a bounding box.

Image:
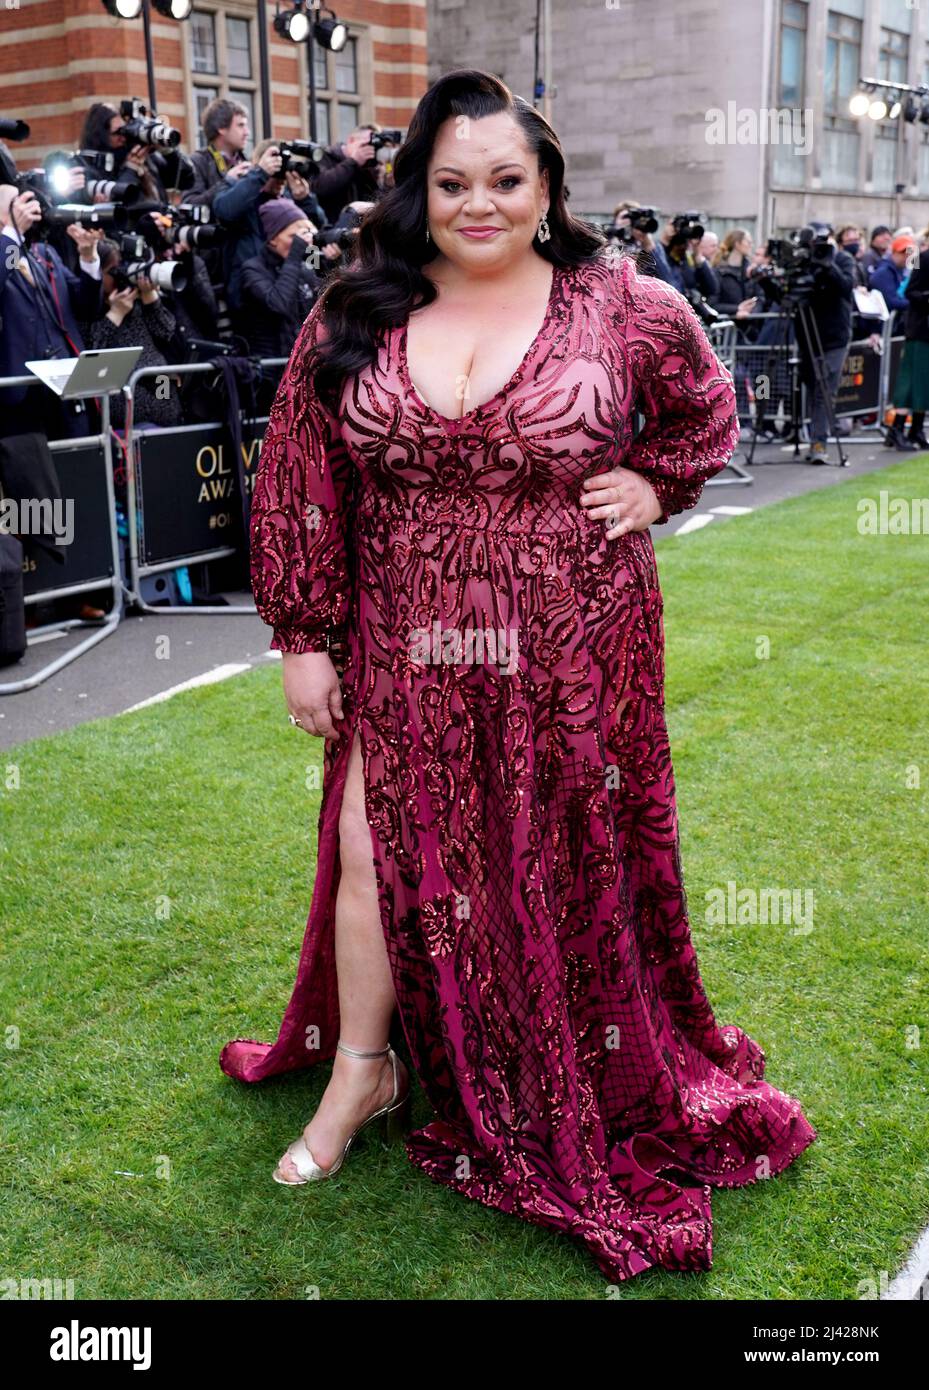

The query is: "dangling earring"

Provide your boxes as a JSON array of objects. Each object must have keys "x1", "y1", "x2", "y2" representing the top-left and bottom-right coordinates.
[
  {"x1": 425, "y1": 222, "x2": 430, "y2": 243},
  {"x1": 537, "y1": 212, "x2": 551, "y2": 243}
]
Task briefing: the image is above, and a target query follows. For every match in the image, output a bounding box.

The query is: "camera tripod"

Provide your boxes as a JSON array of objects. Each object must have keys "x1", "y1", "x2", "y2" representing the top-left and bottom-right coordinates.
[{"x1": 742, "y1": 293, "x2": 849, "y2": 468}]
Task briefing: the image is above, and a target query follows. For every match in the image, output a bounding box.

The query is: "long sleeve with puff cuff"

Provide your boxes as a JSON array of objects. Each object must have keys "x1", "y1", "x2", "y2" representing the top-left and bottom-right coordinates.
[
  {"x1": 622, "y1": 271, "x2": 740, "y2": 525},
  {"x1": 249, "y1": 300, "x2": 355, "y2": 654}
]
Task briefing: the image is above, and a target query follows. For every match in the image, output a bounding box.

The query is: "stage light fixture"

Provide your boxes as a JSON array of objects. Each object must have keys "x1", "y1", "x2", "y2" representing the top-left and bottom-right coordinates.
[
  {"x1": 867, "y1": 98, "x2": 888, "y2": 120},
  {"x1": 274, "y1": 3, "x2": 347, "y2": 50},
  {"x1": 889, "y1": 96, "x2": 901, "y2": 120},
  {"x1": 315, "y1": 9, "x2": 348, "y2": 52},
  {"x1": 902, "y1": 95, "x2": 920, "y2": 123},
  {"x1": 274, "y1": 3, "x2": 311, "y2": 42},
  {"x1": 101, "y1": 0, "x2": 143, "y2": 18},
  {"x1": 849, "y1": 90, "x2": 871, "y2": 117},
  {"x1": 152, "y1": 0, "x2": 193, "y2": 18},
  {"x1": 920, "y1": 98, "x2": 929, "y2": 126}
]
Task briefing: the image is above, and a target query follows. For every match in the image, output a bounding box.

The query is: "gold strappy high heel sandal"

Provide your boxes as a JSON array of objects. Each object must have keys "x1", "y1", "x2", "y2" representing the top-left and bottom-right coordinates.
[{"x1": 272, "y1": 1040, "x2": 411, "y2": 1185}]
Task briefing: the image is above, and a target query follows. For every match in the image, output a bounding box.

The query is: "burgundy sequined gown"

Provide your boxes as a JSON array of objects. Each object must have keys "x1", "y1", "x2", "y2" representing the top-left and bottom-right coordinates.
[{"x1": 220, "y1": 252, "x2": 817, "y2": 1283}]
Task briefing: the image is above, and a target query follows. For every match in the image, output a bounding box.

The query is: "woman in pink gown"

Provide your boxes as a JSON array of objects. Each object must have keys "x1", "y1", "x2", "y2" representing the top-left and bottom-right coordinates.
[{"x1": 220, "y1": 69, "x2": 817, "y2": 1285}]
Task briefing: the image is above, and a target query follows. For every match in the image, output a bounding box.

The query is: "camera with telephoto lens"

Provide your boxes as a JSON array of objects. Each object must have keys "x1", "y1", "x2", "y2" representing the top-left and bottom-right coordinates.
[
  {"x1": 13, "y1": 172, "x2": 129, "y2": 240},
  {"x1": 39, "y1": 150, "x2": 144, "y2": 206},
  {"x1": 108, "y1": 231, "x2": 188, "y2": 294},
  {"x1": 119, "y1": 200, "x2": 223, "y2": 255},
  {"x1": 315, "y1": 204, "x2": 363, "y2": 252},
  {"x1": 156, "y1": 203, "x2": 226, "y2": 252},
  {"x1": 607, "y1": 207, "x2": 659, "y2": 244},
  {"x1": 277, "y1": 139, "x2": 326, "y2": 178},
  {"x1": 117, "y1": 98, "x2": 180, "y2": 151},
  {"x1": 0, "y1": 116, "x2": 30, "y2": 142},
  {"x1": 365, "y1": 128, "x2": 403, "y2": 162},
  {"x1": 668, "y1": 211, "x2": 706, "y2": 253}
]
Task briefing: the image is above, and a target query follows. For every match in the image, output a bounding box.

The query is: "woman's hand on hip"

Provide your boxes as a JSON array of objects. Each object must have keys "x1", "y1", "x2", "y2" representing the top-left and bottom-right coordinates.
[
  {"x1": 281, "y1": 651, "x2": 345, "y2": 741},
  {"x1": 579, "y1": 466, "x2": 663, "y2": 539}
]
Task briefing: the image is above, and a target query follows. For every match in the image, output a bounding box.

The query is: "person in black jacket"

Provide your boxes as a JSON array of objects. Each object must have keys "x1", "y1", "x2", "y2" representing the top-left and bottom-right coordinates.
[
  {"x1": 836, "y1": 225, "x2": 867, "y2": 286},
  {"x1": 709, "y1": 230, "x2": 756, "y2": 313},
  {"x1": 239, "y1": 198, "x2": 327, "y2": 358},
  {"x1": 650, "y1": 214, "x2": 720, "y2": 299},
  {"x1": 213, "y1": 138, "x2": 328, "y2": 317},
  {"x1": 160, "y1": 243, "x2": 220, "y2": 345},
  {"x1": 0, "y1": 184, "x2": 104, "y2": 440},
  {"x1": 793, "y1": 222, "x2": 856, "y2": 462},
  {"x1": 310, "y1": 125, "x2": 383, "y2": 224}
]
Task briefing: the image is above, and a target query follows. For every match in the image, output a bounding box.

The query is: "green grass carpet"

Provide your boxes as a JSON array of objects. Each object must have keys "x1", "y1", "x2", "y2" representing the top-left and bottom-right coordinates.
[{"x1": 1, "y1": 456, "x2": 927, "y2": 1300}]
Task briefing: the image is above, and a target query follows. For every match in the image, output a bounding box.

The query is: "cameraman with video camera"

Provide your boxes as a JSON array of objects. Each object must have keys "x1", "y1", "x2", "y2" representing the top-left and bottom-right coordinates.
[
  {"x1": 0, "y1": 183, "x2": 104, "y2": 440},
  {"x1": 212, "y1": 137, "x2": 329, "y2": 318},
  {"x1": 789, "y1": 221, "x2": 856, "y2": 463}
]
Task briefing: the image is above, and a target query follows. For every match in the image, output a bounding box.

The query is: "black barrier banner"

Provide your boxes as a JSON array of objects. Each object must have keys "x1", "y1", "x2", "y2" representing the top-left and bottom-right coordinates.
[
  {"x1": 835, "y1": 340, "x2": 882, "y2": 416},
  {"x1": 22, "y1": 443, "x2": 114, "y2": 598},
  {"x1": 136, "y1": 424, "x2": 266, "y2": 567}
]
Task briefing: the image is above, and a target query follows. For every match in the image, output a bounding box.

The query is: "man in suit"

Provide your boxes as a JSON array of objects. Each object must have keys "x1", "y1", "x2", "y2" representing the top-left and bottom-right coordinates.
[{"x1": 0, "y1": 184, "x2": 105, "y2": 439}]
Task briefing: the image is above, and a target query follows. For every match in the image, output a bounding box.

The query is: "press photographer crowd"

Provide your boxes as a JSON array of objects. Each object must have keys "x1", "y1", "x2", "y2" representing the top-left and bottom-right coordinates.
[
  {"x1": 2, "y1": 95, "x2": 928, "y2": 450},
  {"x1": 0, "y1": 94, "x2": 927, "y2": 647},
  {"x1": 609, "y1": 205, "x2": 929, "y2": 458},
  {"x1": 0, "y1": 97, "x2": 401, "y2": 442}
]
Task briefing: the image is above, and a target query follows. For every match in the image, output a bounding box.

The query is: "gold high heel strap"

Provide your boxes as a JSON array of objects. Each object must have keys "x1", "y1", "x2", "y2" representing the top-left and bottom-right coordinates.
[
  {"x1": 336, "y1": 1040, "x2": 402, "y2": 1108},
  {"x1": 336, "y1": 1040, "x2": 391, "y2": 1058}
]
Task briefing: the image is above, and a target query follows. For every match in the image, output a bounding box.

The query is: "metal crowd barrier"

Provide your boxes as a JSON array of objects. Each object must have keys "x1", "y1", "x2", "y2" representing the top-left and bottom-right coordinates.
[
  {"x1": 720, "y1": 311, "x2": 898, "y2": 444},
  {"x1": 0, "y1": 374, "x2": 124, "y2": 695},
  {"x1": 0, "y1": 356, "x2": 286, "y2": 691},
  {"x1": 121, "y1": 357, "x2": 285, "y2": 616},
  {"x1": 705, "y1": 318, "x2": 753, "y2": 487}
]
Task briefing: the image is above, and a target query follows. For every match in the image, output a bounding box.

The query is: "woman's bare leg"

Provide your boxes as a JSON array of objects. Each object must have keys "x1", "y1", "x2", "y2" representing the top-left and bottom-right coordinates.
[{"x1": 276, "y1": 728, "x2": 407, "y2": 1179}]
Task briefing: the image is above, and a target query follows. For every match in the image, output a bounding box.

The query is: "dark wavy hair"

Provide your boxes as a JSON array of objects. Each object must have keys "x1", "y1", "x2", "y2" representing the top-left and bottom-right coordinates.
[
  {"x1": 79, "y1": 103, "x2": 120, "y2": 156},
  {"x1": 309, "y1": 68, "x2": 608, "y2": 407}
]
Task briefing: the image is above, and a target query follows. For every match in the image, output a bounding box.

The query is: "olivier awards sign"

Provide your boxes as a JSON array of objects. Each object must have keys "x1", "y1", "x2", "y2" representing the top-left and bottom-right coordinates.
[{"x1": 135, "y1": 424, "x2": 266, "y2": 566}]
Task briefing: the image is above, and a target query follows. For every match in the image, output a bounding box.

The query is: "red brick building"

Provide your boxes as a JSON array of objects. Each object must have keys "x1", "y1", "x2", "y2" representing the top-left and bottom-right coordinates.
[{"x1": 0, "y1": 0, "x2": 428, "y2": 167}]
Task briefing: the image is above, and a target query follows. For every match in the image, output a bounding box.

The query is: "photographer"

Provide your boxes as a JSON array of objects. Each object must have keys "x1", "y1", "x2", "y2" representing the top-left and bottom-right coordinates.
[
  {"x1": 82, "y1": 238, "x2": 182, "y2": 430},
  {"x1": 160, "y1": 240, "x2": 220, "y2": 344},
  {"x1": 239, "y1": 200, "x2": 325, "y2": 357},
  {"x1": 0, "y1": 184, "x2": 104, "y2": 439},
  {"x1": 310, "y1": 124, "x2": 382, "y2": 224},
  {"x1": 184, "y1": 98, "x2": 251, "y2": 214},
  {"x1": 654, "y1": 213, "x2": 720, "y2": 299},
  {"x1": 608, "y1": 201, "x2": 662, "y2": 276},
  {"x1": 792, "y1": 222, "x2": 856, "y2": 463},
  {"x1": 213, "y1": 138, "x2": 328, "y2": 315},
  {"x1": 76, "y1": 102, "x2": 166, "y2": 206}
]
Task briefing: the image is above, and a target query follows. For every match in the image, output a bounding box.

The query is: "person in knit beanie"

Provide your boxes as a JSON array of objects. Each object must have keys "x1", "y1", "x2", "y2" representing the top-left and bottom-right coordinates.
[{"x1": 239, "y1": 198, "x2": 323, "y2": 357}]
